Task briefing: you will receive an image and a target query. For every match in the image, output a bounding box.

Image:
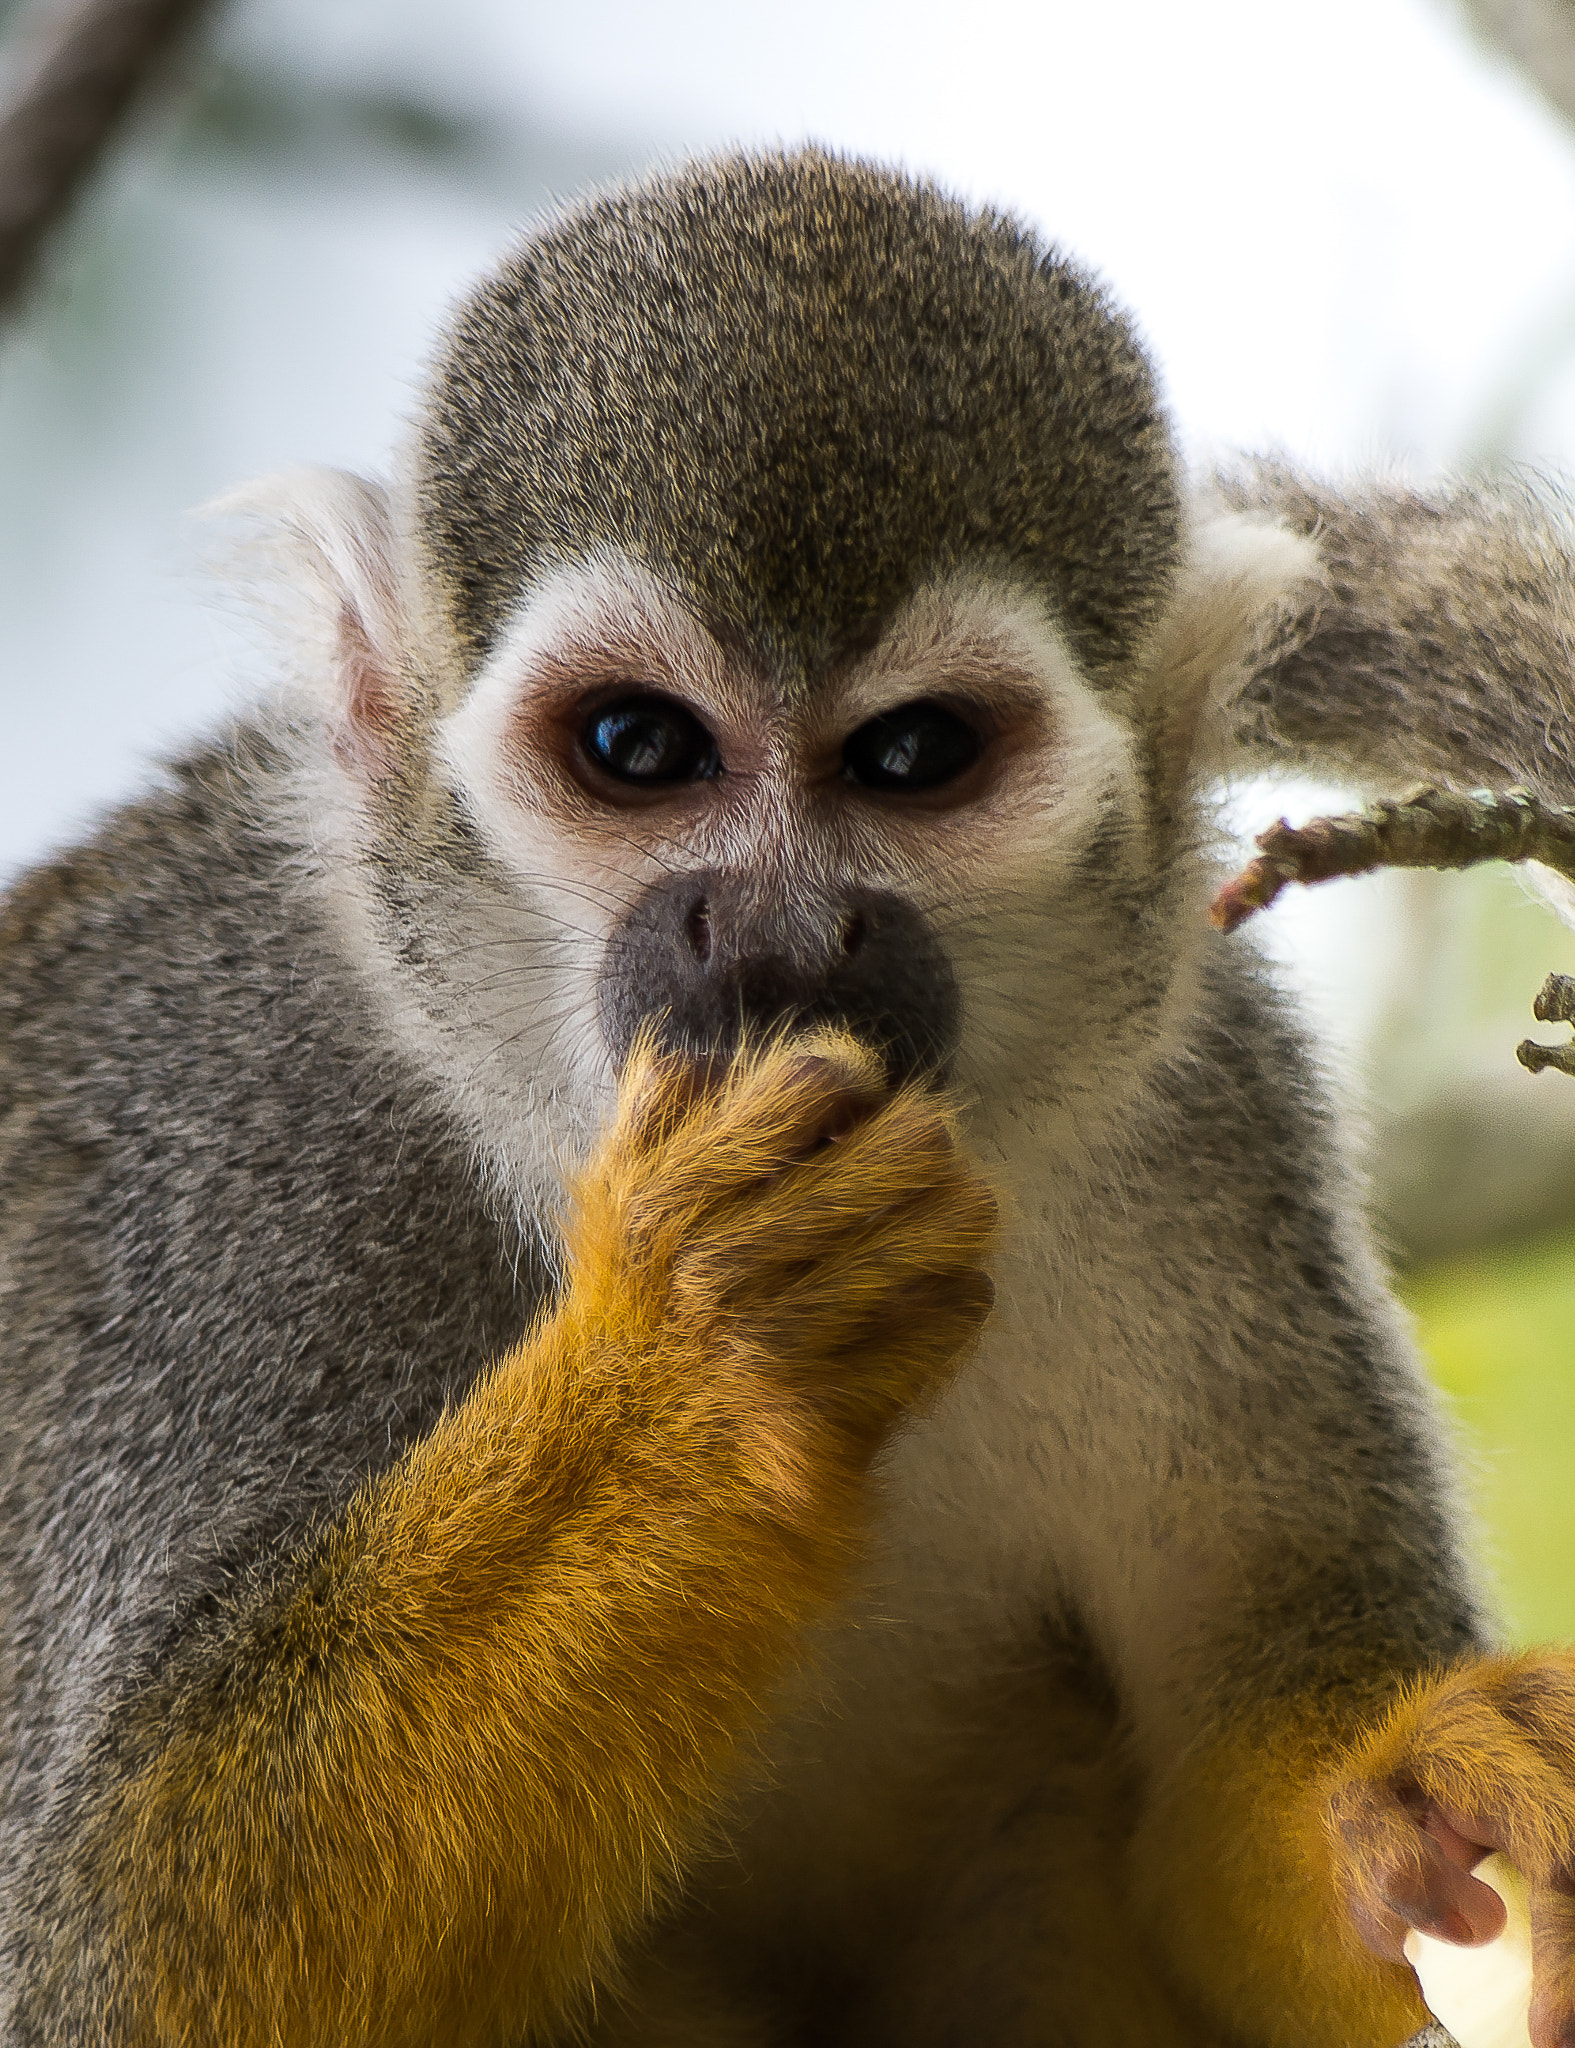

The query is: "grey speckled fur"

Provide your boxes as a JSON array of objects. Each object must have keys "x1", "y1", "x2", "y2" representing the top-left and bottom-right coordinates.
[
  {"x1": 416, "y1": 150, "x2": 1179, "y2": 688},
  {"x1": 0, "y1": 732, "x2": 541, "y2": 1916},
  {"x1": 1219, "y1": 462, "x2": 1575, "y2": 801}
]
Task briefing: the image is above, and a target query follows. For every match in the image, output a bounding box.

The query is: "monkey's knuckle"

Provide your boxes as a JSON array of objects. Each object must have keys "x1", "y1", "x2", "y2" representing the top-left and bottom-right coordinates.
[{"x1": 734, "y1": 1039, "x2": 880, "y2": 1115}]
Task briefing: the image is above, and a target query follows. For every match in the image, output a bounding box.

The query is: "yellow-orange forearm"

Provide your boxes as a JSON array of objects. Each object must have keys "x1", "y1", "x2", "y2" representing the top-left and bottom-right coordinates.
[
  {"x1": 1132, "y1": 1705, "x2": 1426, "y2": 2048},
  {"x1": 76, "y1": 1040, "x2": 995, "y2": 2048},
  {"x1": 104, "y1": 1310, "x2": 864, "y2": 2044}
]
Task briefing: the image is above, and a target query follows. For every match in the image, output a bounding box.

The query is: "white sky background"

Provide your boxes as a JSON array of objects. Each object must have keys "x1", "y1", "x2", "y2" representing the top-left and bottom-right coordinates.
[
  {"x1": 217, "y1": 0, "x2": 1575, "y2": 466},
  {"x1": 6, "y1": 0, "x2": 1575, "y2": 1069}
]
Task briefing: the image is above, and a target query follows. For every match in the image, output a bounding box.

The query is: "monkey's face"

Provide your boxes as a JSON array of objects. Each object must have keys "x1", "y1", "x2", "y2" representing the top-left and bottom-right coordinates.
[
  {"x1": 297, "y1": 153, "x2": 1299, "y2": 1182},
  {"x1": 439, "y1": 550, "x2": 1155, "y2": 1133}
]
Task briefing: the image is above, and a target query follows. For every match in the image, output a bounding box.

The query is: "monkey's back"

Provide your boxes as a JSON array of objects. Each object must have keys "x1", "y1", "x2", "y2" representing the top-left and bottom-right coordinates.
[{"x1": 0, "y1": 728, "x2": 539, "y2": 1865}]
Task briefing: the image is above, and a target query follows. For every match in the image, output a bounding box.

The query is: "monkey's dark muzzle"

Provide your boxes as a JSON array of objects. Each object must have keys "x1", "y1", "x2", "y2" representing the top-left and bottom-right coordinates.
[{"x1": 596, "y1": 869, "x2": 960, "y2": 1085}]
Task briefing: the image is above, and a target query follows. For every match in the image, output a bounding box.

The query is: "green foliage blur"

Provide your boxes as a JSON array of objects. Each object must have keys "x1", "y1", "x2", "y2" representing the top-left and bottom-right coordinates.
[
  {"x1": 1407, "y1": 1232, "x2": 1575, "y2": 1643},
  {"x1": 1369, "y1": 867, "x2": 1575, "y2": 1645}
]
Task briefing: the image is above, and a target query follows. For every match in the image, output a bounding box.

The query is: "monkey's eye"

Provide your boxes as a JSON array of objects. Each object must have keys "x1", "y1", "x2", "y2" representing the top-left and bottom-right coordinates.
[
  {"x1": 842, "y1": 701, "x2": 982, "y2": 792},
  {"x1": 581, "y1": 695, "x2": 721, "y2": 785}
]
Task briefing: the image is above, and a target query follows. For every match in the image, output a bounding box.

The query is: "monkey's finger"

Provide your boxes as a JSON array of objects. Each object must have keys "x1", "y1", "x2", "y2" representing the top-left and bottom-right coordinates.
[
  {"x1": 756, "y1": 1234, "x2": 996, "y2": 1357},
  {"x1": 1528, "y1": 1877, "x2": 1575, "y2": 2048},
  {"x1": 1417, "y1": 1655, "x2": 1575, "y2": 1848},
  {"x1": 616, "y1": 1038, "x2": 726, "y2": 1155},
  {"x1": 699, "y1": 1220, "x2": 997, "y2": 1405},
  {"x1": 1421, "y1": 1805, "x2": 1497, "y2": 1871},
  {"x1": 814, "y1": 1265, "x2": 997, "y2": 1410},
  {"x1": 721, "y1": 1265, "x2": 995, "y2": 1441},
  {"x1": 615, "y1": 1026, "x2": 878, "y2": 1157},
  {"x1": 628, "y1": 1037, "x2": 893, "y2": 1223},
  {"x1": 1422, "y1": 1772, "x2": 1575, "y2": 1895},
  {"x1": 746, "y1": 1172, "x2": 996, "y2": 1315},
  {"x1": 674, "y1": 1085, "x2": 977, "y2": 1269},
  {"x1": 1376, "y1": 1835, "x2": 1509, "y2": 1949},
  {"x1": 681, "y1": 1152, "x2": 997, "y2": 1324},
  {"x1": 589, "y1": 1049, "x2": 888, "y2": 1270},
  {"x1": 1329, "y1": 1783, "x2": 1506, "y2": 1953}
]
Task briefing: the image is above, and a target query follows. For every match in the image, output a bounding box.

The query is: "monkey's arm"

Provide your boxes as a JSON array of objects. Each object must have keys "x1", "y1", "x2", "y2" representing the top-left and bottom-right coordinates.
[
  {"x1": 1131, "y1": 1680, "x2": 1436, "y2": 2047},
  {"x1": 1151, "y1": 1646, "x2": 1575, "y2": 2048},
  {"x1": 1060, "y1": 969, "x2": 1498, "y2": 2048},
  {"x1": 21, "y1": 1039, "x2": 994, "y2": 2048},
  {"x1": 1212, "y1": 464, "x2": 1575, "y2": 804},
  {"x1": 1193, "y1": 470, "x2": 1575, "y2": 2044}
]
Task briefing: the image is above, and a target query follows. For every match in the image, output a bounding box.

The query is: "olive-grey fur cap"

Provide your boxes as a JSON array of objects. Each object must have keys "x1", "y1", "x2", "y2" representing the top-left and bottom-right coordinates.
[{"x1": 415, "y1": 148, "x2": 1181, "y2": 686}]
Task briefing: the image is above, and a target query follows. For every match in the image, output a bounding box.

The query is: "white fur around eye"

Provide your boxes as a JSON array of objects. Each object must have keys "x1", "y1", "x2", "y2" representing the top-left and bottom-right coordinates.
[
  {"x1": 438, "y1": 554, "x2": 734, "y2": 877},
  {"x1": 439, "y1": 565, "x2": 603, "y2": 853}
]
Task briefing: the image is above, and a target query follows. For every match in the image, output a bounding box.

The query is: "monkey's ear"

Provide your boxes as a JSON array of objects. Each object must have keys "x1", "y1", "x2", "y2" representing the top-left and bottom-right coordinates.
[
  {"x1": 208, "y1": 467, "x2": 411, "y2": 780},
  {"x1": 1137, "y1": 507, "x2": 1322, "y2": 802}
]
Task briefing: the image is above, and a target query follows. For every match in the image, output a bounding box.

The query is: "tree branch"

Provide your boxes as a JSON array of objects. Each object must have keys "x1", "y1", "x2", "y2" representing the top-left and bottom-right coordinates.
[
  {"x1": 0, "y1": 0, "x2": 217, "y2": 316},
  {"x1": 1211, "y1": 785, "x2": 1575, "y2": 932},
  {"x1": 1214, "y1": 785, "x2": 1575, "y2": 1079},
  {"x1": 1459, "y1": 0, "x2": 1575, "y2": 135}
]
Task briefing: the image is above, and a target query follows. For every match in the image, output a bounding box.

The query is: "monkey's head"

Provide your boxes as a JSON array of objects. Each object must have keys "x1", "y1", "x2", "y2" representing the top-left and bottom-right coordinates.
[{"x1": 262, "y1": 150, "x2": 1314, "y2": 1180}]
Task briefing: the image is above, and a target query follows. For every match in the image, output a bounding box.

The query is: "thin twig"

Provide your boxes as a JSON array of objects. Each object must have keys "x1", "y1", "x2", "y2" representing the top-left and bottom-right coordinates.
[
  {"x1": 1211, "y1": 785, "x2": 1575, "y2": 933},
  {"x1": 0, "y1": 0, "x2": 216, "y2": 316},
  {"x1": 1519, "y1": 971, "x2": 1575, "y2": 1075},
  {"x1": 1214, "y1": 786, "x2": 1575, "y2": 1079}
]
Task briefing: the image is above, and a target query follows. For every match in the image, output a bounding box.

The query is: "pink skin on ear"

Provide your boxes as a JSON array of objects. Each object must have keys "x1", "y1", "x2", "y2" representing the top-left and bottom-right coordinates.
[{"x1": 331, "y1": 596, "x2": 404, "y2": 781}]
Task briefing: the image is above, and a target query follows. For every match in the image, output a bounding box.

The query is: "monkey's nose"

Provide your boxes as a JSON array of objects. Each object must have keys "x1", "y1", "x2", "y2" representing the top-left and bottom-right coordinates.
[
  {"x1": 596, "y1": 868, "x2": 961, "y2": 1084},
  {"x1": 729, "y1": 955, "x2": 814, "y2": 1026},
  {"x1": 684, "y1": 896, "x2": 712, "y2": 964}
]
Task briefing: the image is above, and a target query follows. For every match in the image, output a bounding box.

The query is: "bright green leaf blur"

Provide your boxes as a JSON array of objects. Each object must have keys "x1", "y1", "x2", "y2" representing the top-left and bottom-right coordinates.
[{"x1": 1406, "y1": 1231, "x2": 1575, "y2": 1643}]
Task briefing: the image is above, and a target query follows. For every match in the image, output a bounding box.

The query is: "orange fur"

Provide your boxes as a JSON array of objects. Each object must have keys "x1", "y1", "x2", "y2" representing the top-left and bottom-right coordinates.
[
  {"x1": 1327, "y1": 1648, "x2": 1575, "y2": 2029},
  {"x1": 1133, "y1": 1703, "x2": 1427, "y2": 2048},
  {"x1": 88, "y1": 1036, "x2": 996, "y2": 2047}
]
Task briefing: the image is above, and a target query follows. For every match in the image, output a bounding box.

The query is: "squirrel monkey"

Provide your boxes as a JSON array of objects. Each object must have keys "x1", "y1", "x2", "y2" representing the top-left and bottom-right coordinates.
[{"x1": 5, "y1": 147, "x2": 1575, "y2": 2047}]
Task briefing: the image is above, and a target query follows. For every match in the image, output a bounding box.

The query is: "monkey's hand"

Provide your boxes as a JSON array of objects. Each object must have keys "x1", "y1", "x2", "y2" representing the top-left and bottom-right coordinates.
[
  {"x1": 50, "y1": 1035, "x2": 995, "y2": 2048},
  {"x1": 1327, "y1": 1651, "x2": 1575, "y2": 2048},
  {"x1": 566, "y1": 1030, "x2": 999, "y2": 1489}
]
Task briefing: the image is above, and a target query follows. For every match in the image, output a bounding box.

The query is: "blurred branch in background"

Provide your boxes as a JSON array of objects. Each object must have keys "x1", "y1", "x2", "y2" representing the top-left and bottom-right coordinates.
[
  {"x1": 168, "y1": 61, "x2": 630, "y2": 201},
  {"x1": 1460, "y1": 0, "x2": 1575, "y2": 126},
  {"x1": 1374, "y1": 1077, "x2": 1575, "y2": 1263},
  {"x1": 0, "y1": 0, "x2": 218, "y2": 316}
]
